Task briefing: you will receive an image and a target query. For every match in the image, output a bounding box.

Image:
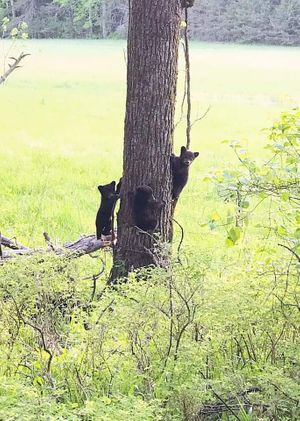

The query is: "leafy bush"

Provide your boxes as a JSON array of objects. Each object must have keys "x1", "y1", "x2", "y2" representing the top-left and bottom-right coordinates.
[{"x1": 0, "y1": 111, "x2": 299, "y2": 419}]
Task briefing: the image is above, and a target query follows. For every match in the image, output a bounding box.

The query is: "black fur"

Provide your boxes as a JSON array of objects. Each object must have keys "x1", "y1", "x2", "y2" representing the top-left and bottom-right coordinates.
[
  {"x1": 181, "y1": 0, "x2": 195, "y2": 8},
  {"x1": 133, "y1": 186, "x2": 164, "y2": 231},
  {"x1": 171, "y1": 146, "x2": 199, "y2": 200},
  {"x1": 96, "y1": 181, "x2": 117, "y2": 239}
]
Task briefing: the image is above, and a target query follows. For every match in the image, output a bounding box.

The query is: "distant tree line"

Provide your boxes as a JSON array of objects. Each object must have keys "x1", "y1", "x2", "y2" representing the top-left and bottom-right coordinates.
[{"x1": 0, "y1": 0, "x2": 299, "y2": 45}]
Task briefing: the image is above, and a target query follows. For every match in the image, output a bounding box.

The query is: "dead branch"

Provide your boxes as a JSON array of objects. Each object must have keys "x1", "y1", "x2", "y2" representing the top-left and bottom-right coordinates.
[
  {"x1": 0, "y1": 52, "x2": 30, "y2": 85},
  {"x1": 0, "y1": 232, "x2": 113, "y2": 261},
  {"x1": 278, "y1": 243, "x2": 300, "y2": 264},
  {"x1": 197, "y1": 387, "x2": 266, "y2": 419},
  {"x1": 190, "y1": 105, "x2": 211, "y2": 128},
  {"x1": 0, "y1": 234, "x2": 29, "y2": 250}
]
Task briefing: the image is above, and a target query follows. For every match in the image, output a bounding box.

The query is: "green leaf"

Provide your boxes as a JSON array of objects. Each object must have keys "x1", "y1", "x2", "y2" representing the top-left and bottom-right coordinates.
[
  {"x1": 10, "y1": 27, "x2": 19, "y2": 37},
  {"x1": 225, "y1": 238, "x2": 235, "y2": 247},
  {"x1": 211, "y1": 211, "x2": 221, "y2": 222},
  {"x1": 294, "y1": 229, "x2": 300, "y2": 239},
  {"x1": 241, "y1": 201, "x2": 250, "y2": 209},
  {"x1": 227, "y1": 227, "x2": 242, "y2": 244},
  {"x1": 281, "y1": 192, "x2": 289, "y2": 202},
  {"x1": 33, "y1": 376, "x2": 44, "y2": 386},
  {"x1": 277, "y1": 226, "x2": 287, "y2": 236}
]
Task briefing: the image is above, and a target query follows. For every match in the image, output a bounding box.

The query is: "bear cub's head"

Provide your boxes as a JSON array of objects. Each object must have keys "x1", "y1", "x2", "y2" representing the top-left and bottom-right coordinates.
[
  {"x1": 135, "y1": 186, "x2": 154, "y2": 202},
  {"x1": 133, "y1": 186, "x2": 165, "y2": 231},
  {"x1": 135, "y1": 186, "x2": 164, "y2": 208},
  {"x1": 98, "y1": 181, "x2": 116, "y2": 200},
  {"x1": 179, "y1": 146, "x2": 199, "y2": 167}
]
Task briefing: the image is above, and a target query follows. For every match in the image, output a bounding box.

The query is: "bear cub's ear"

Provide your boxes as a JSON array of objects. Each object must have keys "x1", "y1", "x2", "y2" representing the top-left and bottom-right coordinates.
[
  {"x1": 98, "y1": 185, "x2": 104, "y2": 193},
  {"x1": 180, "y1": 146, "x2": 187, "y2": 155},
  {"x1": 194, "y1": 152, "x2": 199, "y2": 158},
  {"x1": 110, "y1": 181, "x2": 116, "y2": 188}
]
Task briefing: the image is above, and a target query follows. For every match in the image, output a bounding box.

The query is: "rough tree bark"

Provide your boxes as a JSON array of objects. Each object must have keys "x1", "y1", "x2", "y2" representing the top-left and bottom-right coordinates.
[
  {"x1": 102, "y1": 0, "x2": 108, "y2": 38},
  {"x1": 110, "y1": 0, "x2": 181, "y2": 280}
]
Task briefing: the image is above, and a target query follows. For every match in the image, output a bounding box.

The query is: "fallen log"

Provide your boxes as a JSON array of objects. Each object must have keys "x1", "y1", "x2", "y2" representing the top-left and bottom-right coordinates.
[
  {"x1": 0, "y1": 232, "x2": 114, "y2": 261},
  {"x1": 0, "y1": 234, "x2": 29, "y2": 250}
]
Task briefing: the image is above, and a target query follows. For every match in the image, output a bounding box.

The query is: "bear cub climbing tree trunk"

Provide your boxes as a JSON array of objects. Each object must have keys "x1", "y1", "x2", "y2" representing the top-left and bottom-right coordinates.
[{"x1": 110, "y1": 0, "x2": 181, "y2": 281}]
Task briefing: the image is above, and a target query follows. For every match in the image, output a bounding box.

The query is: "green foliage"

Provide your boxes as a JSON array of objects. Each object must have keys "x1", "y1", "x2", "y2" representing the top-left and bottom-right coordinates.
[
  {"x1": 1, "y1": 17, "x2": 28, "y2": 39},
  {"x1": 1, "y1": 42, "x2": 299, "y2": 419},
  {"x1": 212, "y1": 109, "x2": 300, "y2": 250},
  {"x1": 190, "y1": 0, "x2": 300, "y2": 45},
  {"x1": 0, "y1": 245, "x2": 299, "y2": 419},
  {"x1": 0, "y1": 376, "x2": 163, "y2": 420}
]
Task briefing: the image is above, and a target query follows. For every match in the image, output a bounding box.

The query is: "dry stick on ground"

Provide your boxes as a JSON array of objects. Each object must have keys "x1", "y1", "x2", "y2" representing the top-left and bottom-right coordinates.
[
  {"x1": 0, "y1": 52, "x2": 30, "y2": 85},
  {"x1": 0, "y1": 234, "x2": 29, "y2": 250}
]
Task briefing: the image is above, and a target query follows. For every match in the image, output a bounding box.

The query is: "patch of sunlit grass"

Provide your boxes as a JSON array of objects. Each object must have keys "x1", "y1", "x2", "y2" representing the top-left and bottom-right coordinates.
[{"x1": 1, "y1": 40, "x2": 299, "y2": 248}]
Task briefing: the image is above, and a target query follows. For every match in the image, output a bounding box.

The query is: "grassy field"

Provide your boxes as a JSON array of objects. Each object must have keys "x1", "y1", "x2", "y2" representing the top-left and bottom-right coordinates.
[
  {"x1": 1, "y1": 40, "x2": 299, "y2": 420},
  {"x1": 1, "y1": 39, "x2": 299, "y2": 248}
]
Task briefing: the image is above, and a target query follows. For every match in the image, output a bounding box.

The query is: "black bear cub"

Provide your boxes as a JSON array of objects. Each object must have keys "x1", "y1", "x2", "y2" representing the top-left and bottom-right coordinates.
[
  {"x1": 133, "y1": 186, "x2": 164, "y2": 232},
  {"x1": 171, "y1": 146, "x2": 199, "y2": 200},
  {"x1": 96, "y1": 181, "x2": 118, "y2": 239}
]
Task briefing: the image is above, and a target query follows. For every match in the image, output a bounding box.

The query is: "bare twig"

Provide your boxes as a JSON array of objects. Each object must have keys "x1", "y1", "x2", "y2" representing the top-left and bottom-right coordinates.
[
  {"x1": 212, "y1": 390, "x2": 243, "y2": 421},
  {"x1": 190, "y1": 105, "x2": 211, "y2": 128},
  {"x1": 173, "y1": 218, "x2": 184, "y2": 265},
  {"x1": 43, "y1": 232, "x2": 56, "y2": 251},
  {"x1": 81, "y1": 257, "x2": 105, "y2": 303},
  {"x1": 0, "y1": 52, "x2": 30, "y2": 85},
  {"x1": 8, "y1": 292, "x2": 54, "y2": 384},
  {"x1": 278, "y1": 243, "x2": 300, "y2": 264},
  {"x1": 161, "y1": 275, "x2": 174, "y2": 373}
]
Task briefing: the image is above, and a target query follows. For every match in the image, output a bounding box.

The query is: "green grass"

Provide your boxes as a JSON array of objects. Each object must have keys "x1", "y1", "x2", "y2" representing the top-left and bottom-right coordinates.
[{"x1": 1, "y1": 39, "x2": 299, "y2": 247}]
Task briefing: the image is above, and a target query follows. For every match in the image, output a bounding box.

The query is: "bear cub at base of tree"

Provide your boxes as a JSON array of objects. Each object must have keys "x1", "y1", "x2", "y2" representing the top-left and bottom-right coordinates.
[
  {"x1": 132, "y1": 186, "x2": 165, "y2": 232},
  {"x1": 96, "y1": 181, "x2": 118, "y2": 239},
  {"x1": 171, "y1": 146, "x2": 199, "y2": 200}
]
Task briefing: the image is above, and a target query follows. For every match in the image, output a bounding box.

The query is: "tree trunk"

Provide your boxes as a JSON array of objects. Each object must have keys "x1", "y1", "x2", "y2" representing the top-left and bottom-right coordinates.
[
  {"x1": 110, "y1": 0, "x2": 181, "y2": 281},
  {"x1": 102, "y1": 0, "x2": 108, "y2": 38},
  {"x1": 88, "y1": 1, "x2": 93, "y2": 38},
  {"x1": 9, "y1": 0, "x2": 15, "y2": 19}
]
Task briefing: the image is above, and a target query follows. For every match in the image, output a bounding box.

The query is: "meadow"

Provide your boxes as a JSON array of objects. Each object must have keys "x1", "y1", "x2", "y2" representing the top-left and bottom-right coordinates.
[
  {"x1": 1, "y1": 40, "x2": 299, "y2": 247},
  {"x1": 0, "y1": 40, "x2": 299, "y2": 420}
]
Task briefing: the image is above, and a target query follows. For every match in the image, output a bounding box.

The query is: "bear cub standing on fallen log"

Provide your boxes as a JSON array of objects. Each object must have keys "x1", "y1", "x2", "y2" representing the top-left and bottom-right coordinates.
[
  {"x1": 96, "y1": 181, "x2": 118, "y2": 239},
  {"x1": 171, "y1": 146, "x2": 199, "y2": 200},
  {"x1": 133, "y1": 186, "x2": 164, "y2": 232}
]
